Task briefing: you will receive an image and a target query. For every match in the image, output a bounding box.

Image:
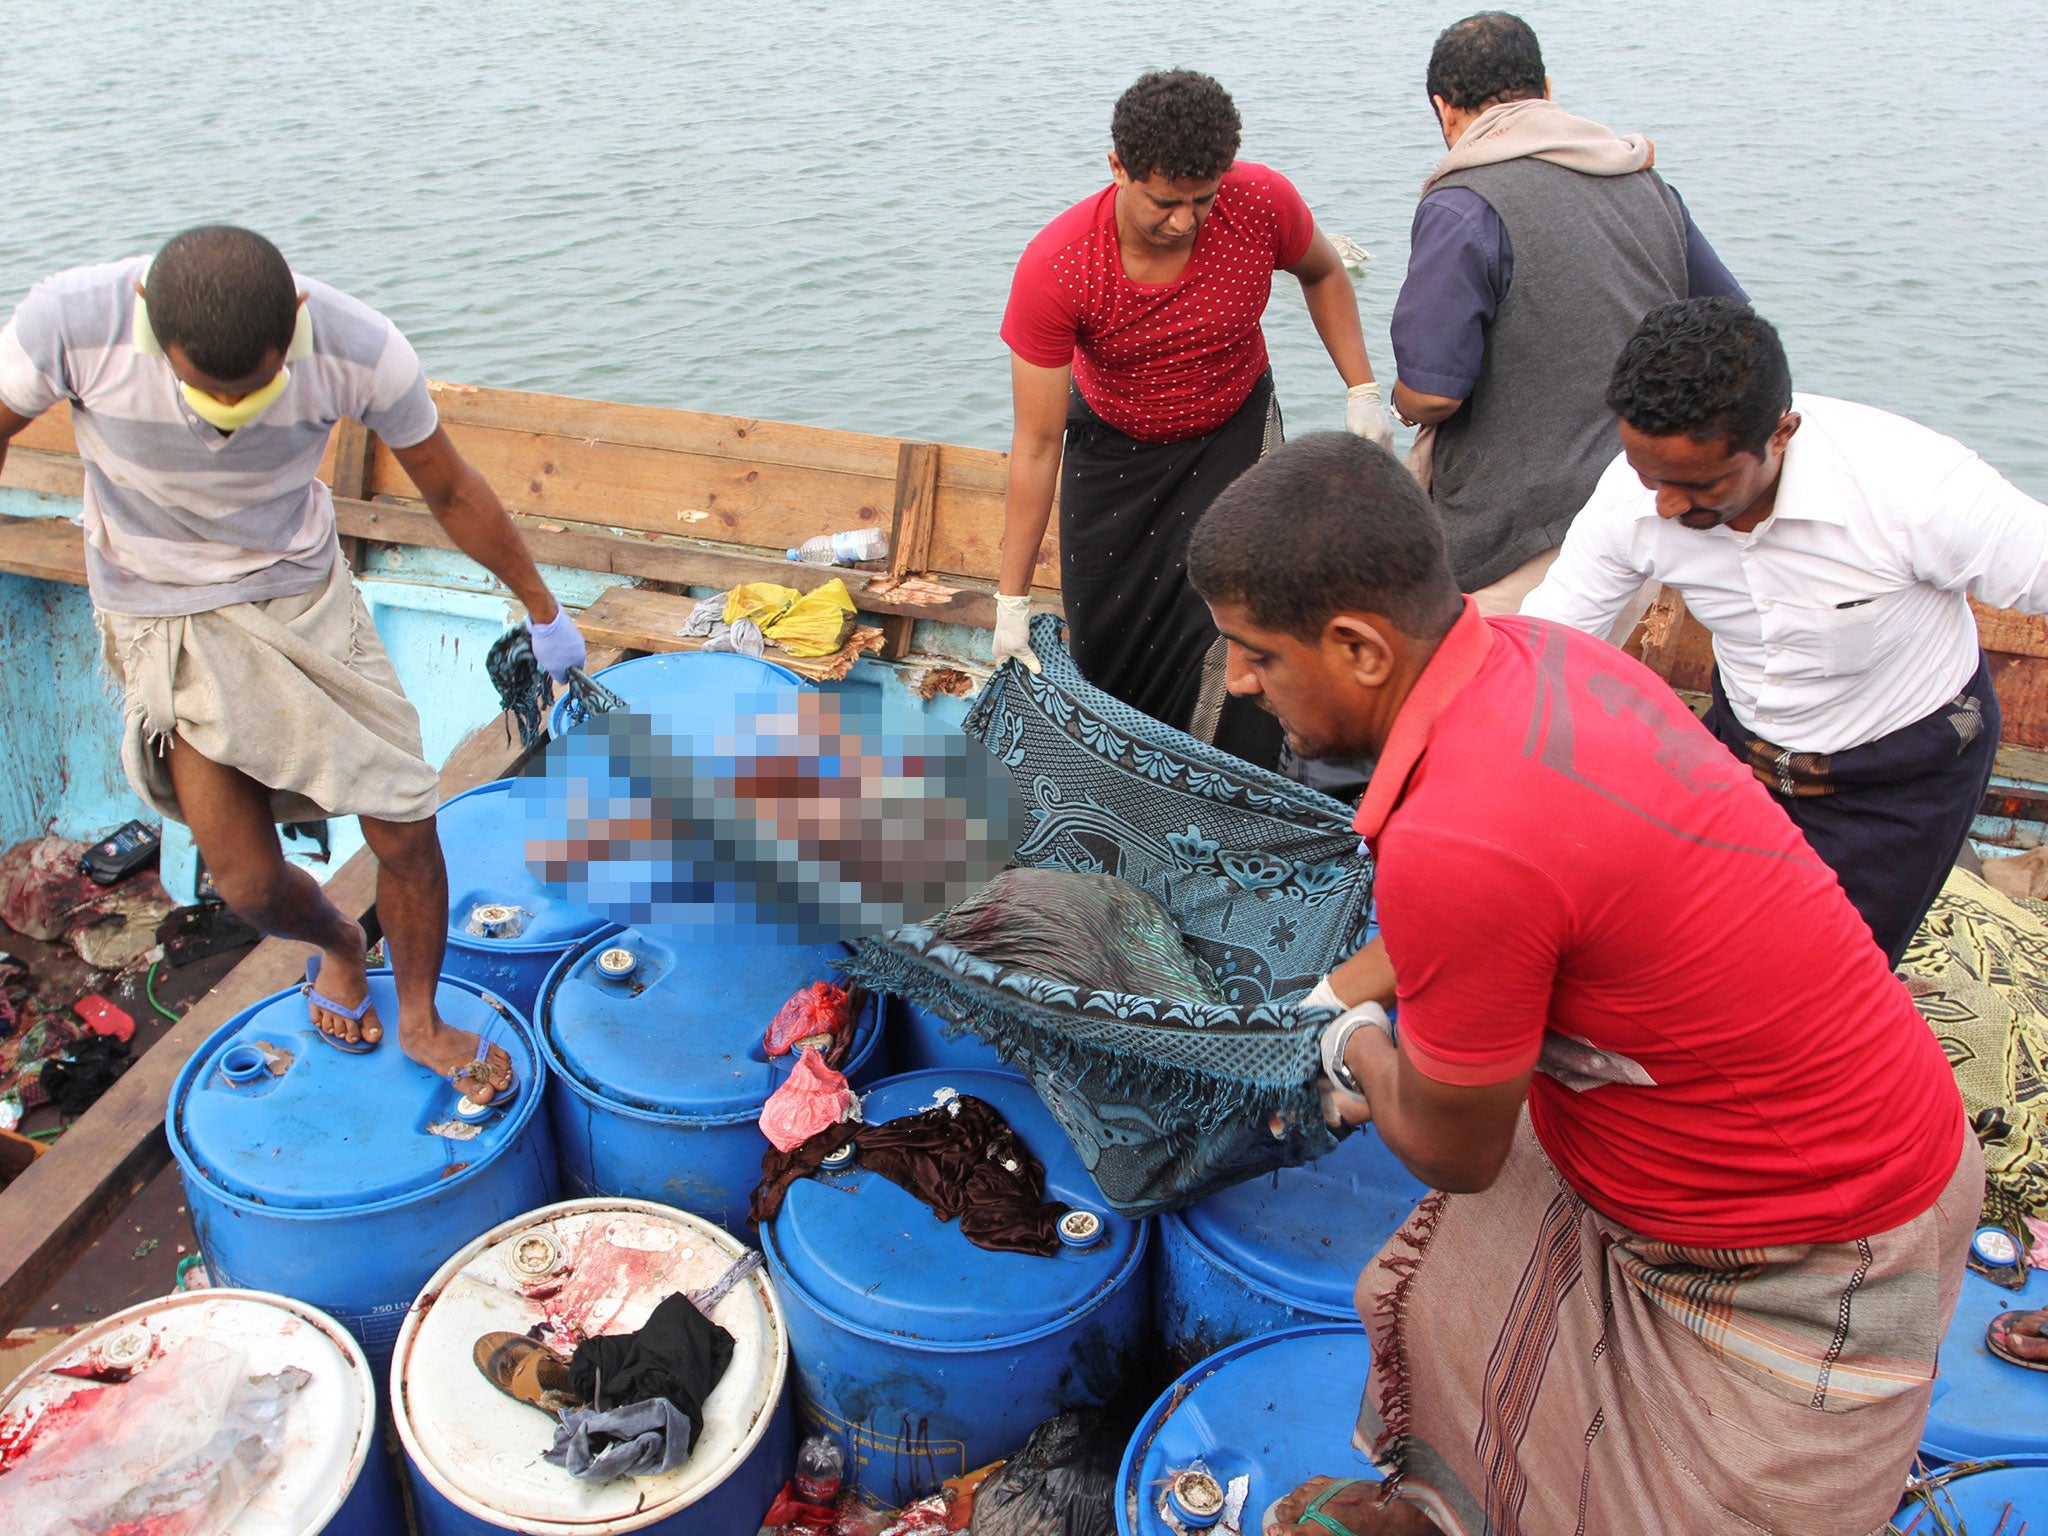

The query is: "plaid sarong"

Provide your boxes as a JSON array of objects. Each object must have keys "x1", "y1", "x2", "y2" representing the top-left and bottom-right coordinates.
[{"x1": 1356, "y1": 1118, "x2": 1982, "y2": 1536}]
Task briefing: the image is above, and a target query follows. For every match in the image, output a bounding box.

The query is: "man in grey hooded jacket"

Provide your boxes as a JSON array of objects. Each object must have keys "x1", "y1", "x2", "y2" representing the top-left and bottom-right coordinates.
[{"x1": 1391, "y1": 12, "x2": 1746, "y2": 613}]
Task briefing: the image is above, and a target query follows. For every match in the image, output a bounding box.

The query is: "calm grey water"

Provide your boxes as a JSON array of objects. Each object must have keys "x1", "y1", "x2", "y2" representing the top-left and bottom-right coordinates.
[{"x1": 5, "y1": 1, "x2": 2045, "y2": 492}]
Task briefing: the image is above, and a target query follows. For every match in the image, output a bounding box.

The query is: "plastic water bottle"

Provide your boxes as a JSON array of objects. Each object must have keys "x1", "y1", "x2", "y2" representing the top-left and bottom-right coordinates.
[
  {"x1": 786, "y1": 528, "x2": 888, "y2": 565},
  {"x1": 792, "y1": 1433, "x2": 845, "y2": 1504}
]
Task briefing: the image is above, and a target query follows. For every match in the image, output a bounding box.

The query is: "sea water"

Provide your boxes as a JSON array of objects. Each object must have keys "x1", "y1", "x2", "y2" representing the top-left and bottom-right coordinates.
[{"x1": 3, "y1": 0, "x2": 2043, "y2": 492}]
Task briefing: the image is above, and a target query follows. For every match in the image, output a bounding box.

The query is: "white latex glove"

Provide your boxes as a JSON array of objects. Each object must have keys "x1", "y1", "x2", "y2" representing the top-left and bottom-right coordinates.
[
  {"x1": 1345, "y1": 381, "x2": 1396, "y2": 451},
  {"x1": 1318, "y1": 998, "x2": 1394, "y2": 1129},
  {"x1": 992, "y1": 593, "x2": 1042, "y2": 675}
]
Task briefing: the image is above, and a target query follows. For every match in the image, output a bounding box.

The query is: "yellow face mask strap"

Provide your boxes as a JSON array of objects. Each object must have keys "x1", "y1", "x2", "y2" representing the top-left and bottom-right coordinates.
[{"x1": 181, "y1": 366, "x2": 290, "y2": 431}]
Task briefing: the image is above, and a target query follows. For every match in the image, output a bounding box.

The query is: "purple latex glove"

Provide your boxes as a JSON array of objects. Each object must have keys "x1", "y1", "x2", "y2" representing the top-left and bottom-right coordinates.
[{"x1": 526, "y1": 606, "x2": 587, "y2": 683}]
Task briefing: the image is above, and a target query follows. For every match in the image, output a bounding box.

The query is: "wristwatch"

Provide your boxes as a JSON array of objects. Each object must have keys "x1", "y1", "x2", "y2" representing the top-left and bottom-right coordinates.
[{"x1": 1321, "y1": 1002, "x2": 1392, "y2": 1096}]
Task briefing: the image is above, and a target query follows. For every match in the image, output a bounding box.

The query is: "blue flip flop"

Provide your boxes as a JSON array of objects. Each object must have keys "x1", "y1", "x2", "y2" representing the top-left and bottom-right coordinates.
[
  {"x1": 451, "y1": 1037, "x2": 520, "y2": 1117},
  {"x1": 1262, "y1": 1478, "x2": 1376, "y2": 1536},
  {"x1": 303, "y1": 957, "x2": 379, "y2": 1054}
]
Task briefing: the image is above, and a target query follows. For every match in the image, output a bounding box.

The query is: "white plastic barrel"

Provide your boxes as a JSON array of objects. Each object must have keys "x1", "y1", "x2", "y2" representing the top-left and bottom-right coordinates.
[
  {"x1": 0, "y1": 1288, "x2": 397, "y2": 1534},
  {"x1": 391, "y1": 1197, "x2": 793, "y2": 1534}
]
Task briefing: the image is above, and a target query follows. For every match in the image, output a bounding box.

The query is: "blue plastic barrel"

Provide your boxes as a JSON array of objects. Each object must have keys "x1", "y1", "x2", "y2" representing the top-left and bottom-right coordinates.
[
  {"x1": 1156, "y1": 1128, "x2": 1424, "y2": 1369},
  {"x1": 764, "y1": 1068, "x2": 1151, "y2": 1513},
  {"x1": 546, "y1": 648, "x2": 803, "y2": 738},
  {"x1": 168, "y1": 972, "x2": 559, "y2": 1378},
  {"x1": 886, "y1": 996, "x2": 1019, "y2": 1076},
  {"x1": 0, "y1": 1288, "x2": 401, "y2": 1536},
  {"x1": 1921, "y1": 1263, "x2": 2048, "y2": 1463},
  {"x1": 1895, "y1": 1455, "x2": 2048, "y2": 1533},
  {"x1": 1116, "y1": 1324, "x2": 1375, "y2": 1536},
  {"x1": 393, "y1": 1197, "x2": 792, "y2": 1535},
  {"x1": 538, "y1": 924, "x2": 886, "y2": 1235},
  {"x1": 438, "y1": 779, "x2": 609, "y2": 1020}
]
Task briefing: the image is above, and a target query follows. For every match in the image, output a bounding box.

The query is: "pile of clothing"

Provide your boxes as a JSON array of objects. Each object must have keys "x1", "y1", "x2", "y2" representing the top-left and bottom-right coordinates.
[
  {"x1": 680, "y1": 579, "x2": 858, "y2": 661},
  {"x1": 475, "y1": 1253, "x2": 761, "y2": 1484}
]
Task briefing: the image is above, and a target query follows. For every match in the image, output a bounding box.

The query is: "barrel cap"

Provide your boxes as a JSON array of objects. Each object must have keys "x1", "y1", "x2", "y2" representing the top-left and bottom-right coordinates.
[
  {"x1": 172, "y1": 975, "x2": 539, "y2": 1211},
  {"x1": 392, "y1": 1198, "x2": 787, "y2": 1531},
  {"x1": 1176, "y1": 1126, "x2": 1424, "y2": 1315},
  {"x1": 440, "y1": 781, "x2": 610, "y2": 951},
  {"x1": 0, "y1": 1289, "x2": 375, "y2": 1535},
  {"x1": 1119, "y1": 1325, "x2": 1373, "y2": 1536},
  {"x1": 764, "y1": 1070, "x2": 1145, "y2": 1346},
  {"x1": 543, "y1": 926, "x2": 861, "y2": 1119},
  {"x1": 1972, "y1": 1226, "x2": 2022, "y2": 1268}
]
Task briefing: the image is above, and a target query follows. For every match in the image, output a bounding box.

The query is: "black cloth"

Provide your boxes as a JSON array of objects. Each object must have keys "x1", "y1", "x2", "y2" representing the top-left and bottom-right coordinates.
[
  {"x1": 1058, "y1": 372, "x2": 1284, "y2": 771},
  {"x1": 565, "y1": 1292, "x2": 734, "y2": 1452},
  {"x1": 851, "y1": 1094, "x2": 1069, "y2": 1256},
  {"x1": 749, "y1": 1120, "x2": 860, "y2": 1228},
  {"x1": 1702, "y1": 652, "x2": 2000, "y2": 967}
]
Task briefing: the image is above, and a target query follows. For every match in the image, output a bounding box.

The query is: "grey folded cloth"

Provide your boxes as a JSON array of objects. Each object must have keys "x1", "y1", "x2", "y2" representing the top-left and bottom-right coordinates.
[
  {"x1": 543, "y1": 1396, "x2": 695, "y2": 1482},
  {"x1": 679, "y1": 593, "x2": 768, "y2": 659}
]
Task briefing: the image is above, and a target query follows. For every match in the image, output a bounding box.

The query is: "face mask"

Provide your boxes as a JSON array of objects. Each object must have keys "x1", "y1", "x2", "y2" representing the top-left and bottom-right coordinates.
[{"x1": 181, "y1": 366, "x2": 290, "y2": 432}]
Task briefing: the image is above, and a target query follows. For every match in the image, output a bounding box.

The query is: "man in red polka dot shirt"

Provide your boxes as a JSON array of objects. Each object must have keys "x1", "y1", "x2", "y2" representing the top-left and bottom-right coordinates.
[{"x1": 996, "y1": 69, "x2": 1393, "y2": 771}]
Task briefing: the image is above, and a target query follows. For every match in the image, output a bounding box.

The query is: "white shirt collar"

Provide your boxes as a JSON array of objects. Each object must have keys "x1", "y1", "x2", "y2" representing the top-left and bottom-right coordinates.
[{"x1": 1629, "y1": 394, "x2": 1864, "y2": 530}]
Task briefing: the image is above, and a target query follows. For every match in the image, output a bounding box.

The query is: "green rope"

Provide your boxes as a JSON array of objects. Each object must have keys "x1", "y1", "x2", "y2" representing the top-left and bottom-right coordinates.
[{"x1": 144, "y1": 959, "x2": 180, "y2": 1022}]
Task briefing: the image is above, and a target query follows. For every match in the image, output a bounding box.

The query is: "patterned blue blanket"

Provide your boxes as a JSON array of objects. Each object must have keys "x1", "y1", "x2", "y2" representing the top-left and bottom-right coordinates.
[{"x1": 844, "y1": 616, "x2": 1375, "y2": 1216}]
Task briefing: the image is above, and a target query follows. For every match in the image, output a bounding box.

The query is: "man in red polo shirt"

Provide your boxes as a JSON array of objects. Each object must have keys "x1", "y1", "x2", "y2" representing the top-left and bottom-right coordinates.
[
  {"x1": 996, "y1": 69, "x2": 1393, "y2": 775},
  {"x1": 1186, "y1": 432, "x2": 1979, "y2": 1536}
]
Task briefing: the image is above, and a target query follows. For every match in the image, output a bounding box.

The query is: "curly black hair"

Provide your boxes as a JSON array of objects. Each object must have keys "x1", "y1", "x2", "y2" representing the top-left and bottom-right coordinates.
[
  {"x1": 1111, "y1": 70, "x2": 1241, "y2": 184},
  {"x1": 1426, "y1": 13, "x2": 1546, "y2": 112},
  {"x1": 145, "y1": 226, "x2": 299, "y2": 381},
  {"x1": 1606, "y1": 299, "x2": 1794, "y2": 458}
]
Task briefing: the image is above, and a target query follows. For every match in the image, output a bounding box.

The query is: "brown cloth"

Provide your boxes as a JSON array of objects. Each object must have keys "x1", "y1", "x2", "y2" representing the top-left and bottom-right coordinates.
[
  {"x1": 749, "y1": 1096, "x2": 1069, "y2": 1256},
  {"x1": 1353, "y1": 1117, "x2": 1982, "y2": 1536}
]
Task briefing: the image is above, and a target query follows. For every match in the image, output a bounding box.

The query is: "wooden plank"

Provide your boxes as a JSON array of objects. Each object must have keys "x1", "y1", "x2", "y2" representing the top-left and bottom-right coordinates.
[
  {"x1": 331, "y1": 497, "x2": 1049, "y2": 630},
  {"x1": 0, "y1": 515, "x2": 87, "y2": 585},
  {"x1": 0, "y1": 447, "x2": 85, "y2": 500},
  {"x1": 9, "y1": 403, "x2": 75, "y2": 455},
  {"x1": 574, "y1": 586, "x2": 885, "y2": 680},
  {"x1": 424, "y1": 381, "x2": 906, "y2": 476},
  {"x1": 925, "y1": 439, "x2": 1059, "y2": 589},
  {"x1": 1973, "y1": 599, "x2": 2048, "y2": 662},
  {"x1": 1996, "y1": 742, "x2": 2048, "y2": 786},
  {"x1": 0, "y1": 712, "x2": 536, "y2": 1334},
  {"x1": 366, "y1": 424, "x2": 896, "y2": 554},
  {"x1": 1982, "y1": 780, "x2": 2048, "y2": 822},
  {"x1": 327, "y1": 417, "x2": 373, "y2": 570}
]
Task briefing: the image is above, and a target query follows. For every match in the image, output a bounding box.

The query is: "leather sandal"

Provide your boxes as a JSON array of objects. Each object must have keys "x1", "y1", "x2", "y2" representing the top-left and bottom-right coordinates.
[{"x1": 473, "y1": 1331, "x2": 583, "y2": 1413}]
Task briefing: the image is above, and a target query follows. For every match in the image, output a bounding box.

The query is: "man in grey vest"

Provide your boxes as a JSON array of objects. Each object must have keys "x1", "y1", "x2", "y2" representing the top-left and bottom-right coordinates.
[{"x1": 1391, "y1": 12, "x2": 1747, "y2": 614}]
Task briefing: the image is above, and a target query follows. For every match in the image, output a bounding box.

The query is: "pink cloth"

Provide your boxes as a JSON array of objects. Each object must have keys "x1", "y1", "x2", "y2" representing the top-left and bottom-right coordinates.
[{"x1": 759, "y1": 1049, "x2": 855, "y2": 1153}]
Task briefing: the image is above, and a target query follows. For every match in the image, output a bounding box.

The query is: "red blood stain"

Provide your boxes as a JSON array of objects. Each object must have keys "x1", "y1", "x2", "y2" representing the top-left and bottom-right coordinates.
[
  {"x1": 0, "y1": 1381, "x2": 115, "y2": 1475},
  {"x1": 531, "y1": 1224, "x2": 684, "y2": 1349}
]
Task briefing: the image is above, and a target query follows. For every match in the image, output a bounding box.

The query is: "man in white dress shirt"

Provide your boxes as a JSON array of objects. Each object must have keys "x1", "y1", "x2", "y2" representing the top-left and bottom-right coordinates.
[{"x1": 1523, "y1": 298, "x2": 2048, "y2": 965}]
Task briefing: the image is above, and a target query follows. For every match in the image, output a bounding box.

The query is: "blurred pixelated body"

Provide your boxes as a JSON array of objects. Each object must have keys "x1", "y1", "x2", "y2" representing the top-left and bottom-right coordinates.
[{"x1": 511, "y1": 681, "x2": 1020, "y2": 943}]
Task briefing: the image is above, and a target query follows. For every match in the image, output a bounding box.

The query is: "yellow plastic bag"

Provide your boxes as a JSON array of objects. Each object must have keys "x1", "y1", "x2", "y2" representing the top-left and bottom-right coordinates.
[{"x1": 725, "y1": 578, "x2": 858, "y2": 658}]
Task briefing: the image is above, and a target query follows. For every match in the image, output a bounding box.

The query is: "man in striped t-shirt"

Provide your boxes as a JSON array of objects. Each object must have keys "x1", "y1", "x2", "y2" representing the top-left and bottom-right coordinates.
[{"x1": 0, "y1": 226, "x2": 586, "y2": 1105}]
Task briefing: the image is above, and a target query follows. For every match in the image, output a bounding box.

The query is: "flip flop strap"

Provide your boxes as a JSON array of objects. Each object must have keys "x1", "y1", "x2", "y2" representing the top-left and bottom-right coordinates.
[
  {"x1": 1299, "y1": 1480, "x2": 1371, "y2": 1536},
  {"x1": 303, "y1": 960, "x2": 373, "y2": 1022}
]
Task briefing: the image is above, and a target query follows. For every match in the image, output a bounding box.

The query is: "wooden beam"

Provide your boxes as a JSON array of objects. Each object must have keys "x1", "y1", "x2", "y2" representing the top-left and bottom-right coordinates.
[
  {"x1": 879, "y1": 441, "x2": 940, "y2": 660},
  {"x1": 0, "y1": 447, "x2": 85, "y2": 501},
  {"x1": 0, "y1": 710, "x2": 537, "y2": 1335},
  {"x1": 328, "y1": 417, "x2": 374, "y2": 571}
]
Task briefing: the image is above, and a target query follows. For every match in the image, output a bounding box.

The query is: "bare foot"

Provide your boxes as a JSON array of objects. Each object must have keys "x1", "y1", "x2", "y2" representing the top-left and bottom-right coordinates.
[
  {"x1": 397, "y1": 1007, "x2": 513, "y2": 1106},
  {"x1": 1266, "y1": 1477, "x2": 1439, "y2": 1536},
  {"x1": 1989, "y1": 1308, "x2": 2048, "y2": 1366},
  {"x1": 306, "y1": 936, "x2": 384, "y2": 1048}
]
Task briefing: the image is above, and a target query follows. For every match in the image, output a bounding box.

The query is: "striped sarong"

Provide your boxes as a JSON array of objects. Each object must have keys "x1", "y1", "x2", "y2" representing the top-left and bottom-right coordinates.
[{"x1": 1355, "y1": 1118, "x2": 1982, "y2": 1536}]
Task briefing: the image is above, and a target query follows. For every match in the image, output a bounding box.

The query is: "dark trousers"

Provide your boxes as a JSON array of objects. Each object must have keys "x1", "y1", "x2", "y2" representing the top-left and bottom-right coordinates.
[
  {"x1": 1702, "y1": 656, "x2": 1999, "y2": 967},
  {"x1": 1059, "y1": 375, "x2": 1285, "y2": 771}
]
